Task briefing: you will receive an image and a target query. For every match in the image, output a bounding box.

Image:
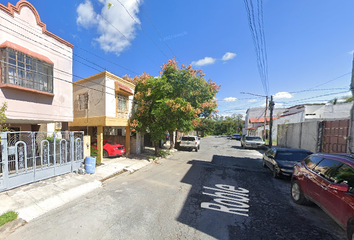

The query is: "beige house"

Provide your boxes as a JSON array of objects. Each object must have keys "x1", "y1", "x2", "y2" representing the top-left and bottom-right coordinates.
[
  {"x1": 69, "y1": 71, "x2": 143, "y2": 159},
  {"x1": 0, "y1": 0, "x2": 73, "y2": 131}
]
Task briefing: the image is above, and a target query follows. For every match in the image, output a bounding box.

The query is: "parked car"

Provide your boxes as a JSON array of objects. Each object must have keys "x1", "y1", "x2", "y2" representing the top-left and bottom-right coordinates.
[
  {"x1": 179, "y1": 135, "x2": 200, "y2": 152},
  {"x1": 291, "y1": 153, "x2": 354, "y2": 239},
  {"x1": 231, "y1": 134, "x2": 241, "y2": 140},
  {"x1": 262, "y1": 147, "x2": 312, "y2": 178},
  {"x1": 91, "y1": 140, "x2": 125, "y2": 158},
  {"x1": 240, "y1": 136, "x2": 265, "y2": 149}
]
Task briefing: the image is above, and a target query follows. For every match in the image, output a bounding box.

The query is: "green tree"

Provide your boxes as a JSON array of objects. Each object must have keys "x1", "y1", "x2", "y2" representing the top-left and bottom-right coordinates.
[
  {"x1": 160, "y1": 59, "x2": 219, "y2": 148},
  {"x1": 127, "y1": 59, "x2": 219, "y2": 155},
  {"x1": 0, "y1": 102, "x2": 8, "y2": 132}
]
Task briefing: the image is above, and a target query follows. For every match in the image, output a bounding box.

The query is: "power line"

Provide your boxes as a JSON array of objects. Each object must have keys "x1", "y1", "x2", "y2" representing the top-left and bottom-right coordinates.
[
  {"x1": 303, "y1": 72, "x2": 351, "y2": 91},
  {"x1": 114, "y1": 0, "x2": 170, "y2": 60},
  {"x1": 277, "y1": 90, "x2": 350, "y2": 104},
  {"x1": 289, "y1": 87, "x2": 348, "y2": 94},
  {"x1": 244, "y1": 0, "x2": 269, "y2": 96},
  {"x1": 97, "y1": 13, "x2": 159, "y2": 67},
  {"x1": 5, "y1": 14, "x2": 140, "y2": 75},
  {"x1": 0, "y1": 19, "x2": 137, "y2": 82},
  {"x1": 135, "y1": 0, "x2": 181, "y2": 63}
]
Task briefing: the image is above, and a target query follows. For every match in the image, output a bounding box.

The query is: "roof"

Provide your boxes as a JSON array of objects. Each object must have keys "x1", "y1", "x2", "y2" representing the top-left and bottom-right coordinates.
[
  {"x1": 249, "y1": 117, "x2": 280, "y2": 123},
  {"x1": 115, "y1": 81, "x2": 133, "y2": 95}
]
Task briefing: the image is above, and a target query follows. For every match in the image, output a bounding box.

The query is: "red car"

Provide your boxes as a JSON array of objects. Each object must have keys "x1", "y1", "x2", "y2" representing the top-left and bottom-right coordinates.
[
  {"x1": 91, "y1": 140, "x2": 125, "y2": 158},
  {"x1": 291, "y1": 153, "x2": 354, "y2": 239}
]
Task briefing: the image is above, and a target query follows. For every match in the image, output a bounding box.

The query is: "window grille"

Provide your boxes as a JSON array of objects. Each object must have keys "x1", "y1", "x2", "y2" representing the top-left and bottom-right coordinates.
[
  {"x1": 117, "y1": 95, "x2": 127, "y2": 111},
  {"x1": 0, "y1": 47, "x2": 53, "y2": 93},
  {"x1": 78, "y1": 93, "x2": 88, "y2": 110}
]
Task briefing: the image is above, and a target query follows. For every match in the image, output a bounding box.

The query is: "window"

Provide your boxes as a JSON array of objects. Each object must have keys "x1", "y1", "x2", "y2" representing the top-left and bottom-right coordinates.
[
  {"x1": 276, "y1": 151, "x2": 311, "y2": 162},
  {"x1": 117, "y1": 95, "x2": 127, "y2": 112},
  {"x1": 78, "y1": 93, "x2": 88, "y2": 110},
  {"x1": 305, "y1": 156, "x2": 323, "y2": 170},
  {"x1": 332, "y1": 164, "x2": 354, "y2": 189},
  {"x1": 0, "y1": 47, "x2": 53, "y2": 93},
  {"x1": 312, "y1": 158, "x2": 342, "y2": 182}
]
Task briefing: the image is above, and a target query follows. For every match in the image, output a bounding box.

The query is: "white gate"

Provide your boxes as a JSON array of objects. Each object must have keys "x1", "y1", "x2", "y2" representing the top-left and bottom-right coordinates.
[{"x1": 0, "y1": 131, "x2": 84, "y2": 192}]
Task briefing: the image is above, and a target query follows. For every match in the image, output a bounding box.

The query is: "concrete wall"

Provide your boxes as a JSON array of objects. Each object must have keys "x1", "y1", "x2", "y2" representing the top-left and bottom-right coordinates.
[
  {"x1": 277, "y1": 121, "x2": 320, "y2": 153},
  {"x1": 272, "y1": 112, "x2": 303, "y2": 143},
  {"x1": 0, "y1": 1, "x2": 73, "y2": 124}
]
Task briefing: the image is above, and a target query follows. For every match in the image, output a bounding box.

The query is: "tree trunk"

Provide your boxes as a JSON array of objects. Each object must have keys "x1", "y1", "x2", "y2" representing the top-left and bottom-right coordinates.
[
  {"x1": 153, "y1": 141, "x2": 160, "y2": 156},
  {"x1": 169, "y1": 130, "x2": 174, "y2": 149},
  {"x1": 175, "y1": 130, "x2": 179, "y2": 149}
]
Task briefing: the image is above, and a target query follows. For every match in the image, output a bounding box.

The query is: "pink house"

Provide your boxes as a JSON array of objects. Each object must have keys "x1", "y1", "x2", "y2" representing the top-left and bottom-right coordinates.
[{"x1": 0, "y1": 0, "x2": 73, "y2": 131}]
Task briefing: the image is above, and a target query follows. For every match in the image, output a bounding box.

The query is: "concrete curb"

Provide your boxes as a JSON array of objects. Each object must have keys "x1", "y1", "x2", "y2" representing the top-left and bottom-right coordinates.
[
  {"x1": 18, "y1": 180, "x2": 102, "y2": 222},
  {"x1": 0, "y1": 146, "x2": 179, "y2": 239}
]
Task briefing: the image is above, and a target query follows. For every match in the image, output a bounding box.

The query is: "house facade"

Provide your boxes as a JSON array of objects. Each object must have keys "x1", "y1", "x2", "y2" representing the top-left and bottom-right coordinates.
[
  {"x1": 243, "y1": 107, "x2": 286, "y2": 137},
  {"x1": 69, "y1": 71, "x2": 143, "y2": 158},
  {"x1": 0, "y1": 0, "x2": 73, "y2": 131}
]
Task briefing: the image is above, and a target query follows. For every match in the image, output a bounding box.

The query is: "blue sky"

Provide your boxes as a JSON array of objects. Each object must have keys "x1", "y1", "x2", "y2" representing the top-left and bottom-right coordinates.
[{"x1": 4, "y1": 0, "x2": 354, "y2": 117}]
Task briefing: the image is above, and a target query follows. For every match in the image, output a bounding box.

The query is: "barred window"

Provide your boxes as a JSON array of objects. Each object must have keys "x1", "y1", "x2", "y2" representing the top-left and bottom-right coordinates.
[
  {"x1": 78, "y1": 93, "x2": 88, "y2": 110},
  {"x1": 117, "y1": 95, "x2": 127, "y2": 111},
  {"x1": 0, "y1": 47, "x2": 53, "y2": 93}
]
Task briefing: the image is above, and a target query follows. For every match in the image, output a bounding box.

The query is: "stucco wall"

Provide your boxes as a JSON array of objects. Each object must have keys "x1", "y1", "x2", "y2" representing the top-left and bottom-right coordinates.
[
  {"x1": 277, "y1": 121, "x2": 320, "y2": 153},
  {"x1": 0, "y1": 2, "x2": 73, "y2": 123},
  {"x1": 73, "y1": 77, "x2": 106, "y2": 118}
]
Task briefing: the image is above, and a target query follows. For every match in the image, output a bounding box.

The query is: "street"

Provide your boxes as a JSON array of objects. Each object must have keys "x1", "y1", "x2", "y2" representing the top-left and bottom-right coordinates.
[{"x1": 6, "y1": 136, "x2": 347, "y2": 240}]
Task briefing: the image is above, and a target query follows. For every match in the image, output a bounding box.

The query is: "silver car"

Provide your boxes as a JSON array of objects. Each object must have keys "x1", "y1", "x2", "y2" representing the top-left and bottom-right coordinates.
[{"x1": 241, "y1": 136, "x2": 265, "y2": 149}]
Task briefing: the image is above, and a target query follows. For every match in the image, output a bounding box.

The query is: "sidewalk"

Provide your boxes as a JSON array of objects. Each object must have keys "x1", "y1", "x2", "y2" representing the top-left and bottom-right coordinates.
[{"x1": 0, "y1": 145, "x2": 176, "y2": 237}]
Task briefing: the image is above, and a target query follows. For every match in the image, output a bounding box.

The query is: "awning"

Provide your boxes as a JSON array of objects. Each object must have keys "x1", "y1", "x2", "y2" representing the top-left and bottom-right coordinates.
[{"x1": 115, "y1": 81, "x2": 133, "y2": 95}]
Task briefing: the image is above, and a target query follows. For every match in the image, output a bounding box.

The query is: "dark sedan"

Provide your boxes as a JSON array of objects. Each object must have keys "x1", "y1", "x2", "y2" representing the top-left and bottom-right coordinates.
[{"x1": 262, "y1": 147, "x2": 312, "y2": 178}]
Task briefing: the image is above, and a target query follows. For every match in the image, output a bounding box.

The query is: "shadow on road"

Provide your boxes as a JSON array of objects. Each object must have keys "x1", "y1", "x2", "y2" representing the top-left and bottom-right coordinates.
[{"x1": 176, "y1": 154, "x2": 268, "y2": 239}]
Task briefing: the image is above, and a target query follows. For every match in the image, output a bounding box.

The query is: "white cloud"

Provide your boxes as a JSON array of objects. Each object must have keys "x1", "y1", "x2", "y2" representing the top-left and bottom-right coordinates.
[
  {"x1": 76, "y1": 1, "x2": 98, "y2": 28},
  {"x1": 248, "y1": 99, "x2": 257, "y2": 103},
  {"x1": 223, "y1": 97, "x2": 237, "y2": 102},
  {"x1": 76, "y1": 0, "x2": 141, "y2": 56},
  {"x1": 348, "y1": 51, "x2": 354, "y2": 55},
  {"x1": 191, "y1": 57, "x2": 217, "y2": 67},
  {"x1": 273, "y1": 92, "x2": 293, "y2": 99},
  {"x1": 222, "y1": 52, "x2": 236, "y2": 61}
]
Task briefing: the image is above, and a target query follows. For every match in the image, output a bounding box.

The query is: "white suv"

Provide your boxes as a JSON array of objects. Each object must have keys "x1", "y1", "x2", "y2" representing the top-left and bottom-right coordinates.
[{"x1": 179, "y1": 135, "x2": 201, "y2": 152}]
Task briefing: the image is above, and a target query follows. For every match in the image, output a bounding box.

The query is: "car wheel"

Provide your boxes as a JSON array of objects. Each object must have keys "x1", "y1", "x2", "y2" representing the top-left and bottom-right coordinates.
[
  {"x1": 262, "y1": 159, "x2": 267, "y2": 168},
  {"x1": 103, "y1": 150, "x2": 109, "y2": 158},
  {"x1": 347, "y1": 223, "x2": 354, "y2": 240},
  {"x1": 291, "y1": 180, "x2": 311, "y2": 205},
  {"x1": 195, "y1": 147, "x2": 198, "y2": 152},
  {"x1": 198, "y1": 145, "x2": 200, "y2": 150}
]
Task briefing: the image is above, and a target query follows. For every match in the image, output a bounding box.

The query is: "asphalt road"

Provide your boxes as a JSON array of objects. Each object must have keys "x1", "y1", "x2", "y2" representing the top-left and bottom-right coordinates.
[{"x1": 6, "y1": 136, "x2": 347, "y2": 240}]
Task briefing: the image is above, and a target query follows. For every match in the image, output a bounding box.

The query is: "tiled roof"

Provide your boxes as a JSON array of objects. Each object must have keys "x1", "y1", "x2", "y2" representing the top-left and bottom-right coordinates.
[
  {"x1": 249, "y1": 117, "x2": 279, "y2": 123},
  {"x1": 115, "y1": 81, "x2": 133, "y2": 95}
]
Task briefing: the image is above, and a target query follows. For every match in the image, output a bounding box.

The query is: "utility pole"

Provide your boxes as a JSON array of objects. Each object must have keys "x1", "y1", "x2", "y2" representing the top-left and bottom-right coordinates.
[
  {"x1": 269, "y1": 96, "x2": 275, "y2": 147},
  {"x1": 240, "y1": 92, "x2": 269, "y2": 138},
  {"x1": 263, "y1": 96, "x2": 268, "y2": 141}
]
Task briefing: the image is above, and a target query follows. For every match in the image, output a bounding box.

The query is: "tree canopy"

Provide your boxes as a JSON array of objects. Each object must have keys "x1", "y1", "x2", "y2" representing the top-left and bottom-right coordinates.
[{"x1": 125, "y1": 58, "x2": 220, "y2": 155}]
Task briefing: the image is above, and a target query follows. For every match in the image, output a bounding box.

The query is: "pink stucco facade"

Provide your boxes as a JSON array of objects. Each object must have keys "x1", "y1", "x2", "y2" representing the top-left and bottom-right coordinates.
[{"x1": 0, "y1": 1, "x2": 73, "y2": 129}]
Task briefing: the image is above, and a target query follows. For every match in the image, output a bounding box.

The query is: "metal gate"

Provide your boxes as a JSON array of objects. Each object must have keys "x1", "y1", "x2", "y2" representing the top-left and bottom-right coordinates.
[
  {"x1": 322, "y1": 119, "x2": 349, "y2": 153},
  {"x1": 0, "y1": 131, "x2": 84, "y2": 192}
]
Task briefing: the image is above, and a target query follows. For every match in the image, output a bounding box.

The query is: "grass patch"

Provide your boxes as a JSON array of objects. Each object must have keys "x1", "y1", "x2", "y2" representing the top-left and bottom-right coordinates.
[
  {"x1": 159, "y1": 150, "x2": 170, "y2": 158},
  {"x1": 0, "y1": 211, "x2": 18, "y2": 227}
]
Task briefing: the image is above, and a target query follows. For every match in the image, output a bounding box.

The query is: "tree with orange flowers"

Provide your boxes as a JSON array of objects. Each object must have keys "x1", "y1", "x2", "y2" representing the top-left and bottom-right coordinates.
[{"x1": 127, "y1": 58, "x2": 219, "y2": 155}]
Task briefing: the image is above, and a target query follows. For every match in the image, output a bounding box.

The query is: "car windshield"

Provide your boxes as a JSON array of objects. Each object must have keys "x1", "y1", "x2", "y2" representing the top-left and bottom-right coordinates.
[
  {"x1": 245, "y1": 136, "x2": 262, "y2": 141},
  {"x1": 105, "y1": 141, "x2": 118, "y2": 145},
  {"x1": 276, "y1": 151, "x2": 311, "y2": 162},
  {"x1": 182, "y1": 137, "x2": 196, "y2": 141}
]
